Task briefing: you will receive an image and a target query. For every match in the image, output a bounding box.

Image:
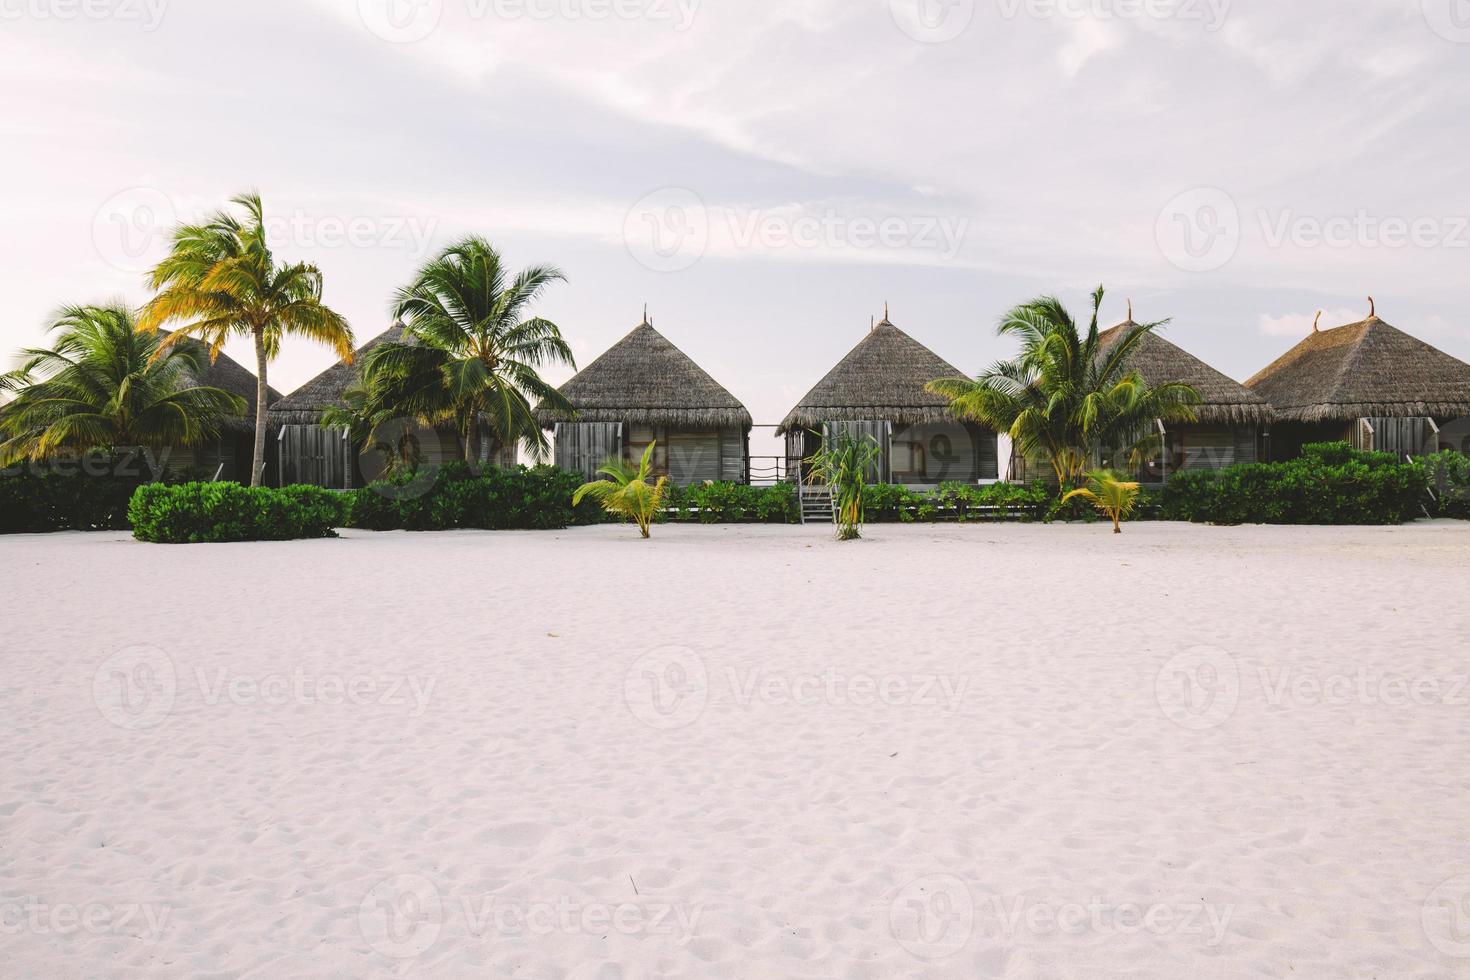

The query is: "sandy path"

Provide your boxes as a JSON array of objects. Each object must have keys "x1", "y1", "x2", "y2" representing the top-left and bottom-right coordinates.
[{"x1": 2, "y1": 521, "x2": 1469, "y2": 978}]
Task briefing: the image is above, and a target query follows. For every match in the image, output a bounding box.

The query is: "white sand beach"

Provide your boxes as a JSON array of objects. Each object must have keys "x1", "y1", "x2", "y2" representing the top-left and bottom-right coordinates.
[{"x1": 3, "y1": 521, "x2": 1470, "y2": 979}]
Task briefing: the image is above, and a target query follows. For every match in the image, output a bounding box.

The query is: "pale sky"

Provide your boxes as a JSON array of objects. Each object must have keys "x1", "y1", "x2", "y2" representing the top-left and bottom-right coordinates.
[{"x1": 5, "y1": 0, "x2": 1469, "y2": 459}]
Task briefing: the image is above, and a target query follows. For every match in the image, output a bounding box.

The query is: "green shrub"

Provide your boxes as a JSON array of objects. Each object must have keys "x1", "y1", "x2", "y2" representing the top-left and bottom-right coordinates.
[
  {"x1": 343, "y1": 462, "x2": 601, "y2": 531},
  {"x1": 129, "y1": 482, "x2": 345, "y2": 543},
  {"x1": 862, "y1": 481, "x2": 1049, "y2": 523},
  {"x1": 1160, "y1": 442, "x2": 1429, "y2": 525},
  {"x1": 664, "y1": 482, "x2": 798, "y2": 524},
  {"x1": 1419, "y1": 450, "x2": 1470, "y2": 519},
  {"x1": 0, "y1": 454, "x2": 166, "y2": 533}
]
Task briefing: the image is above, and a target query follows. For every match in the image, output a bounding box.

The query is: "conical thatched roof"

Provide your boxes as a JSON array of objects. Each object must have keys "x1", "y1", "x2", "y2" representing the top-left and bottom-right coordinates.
[
  {"x1": 1245, "y1": 315, "x2": 1470, "y2": 423},
  {"x1": 173, "y1": 339, "x2": 282, "y2": 432},
  {"x1": 268, "y1": 325, "x2": 405, "y2": 426},
  {"x1": 777, "y1": 318, "x2": 965, "y2": 434},
  {"x1": 1098, "y1": 321, "x2": 1274, "y2": 426},
  {"x1": 535, "y1": 321, "x2": 752, "y2": 429}
]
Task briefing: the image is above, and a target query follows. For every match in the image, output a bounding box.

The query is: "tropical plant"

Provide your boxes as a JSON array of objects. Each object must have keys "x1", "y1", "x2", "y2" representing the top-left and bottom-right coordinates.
[
  {"x1": 0, "y1": 304, "x2": 245, "y2": 466},
  {"x1": 1062, "y1": 469, "x2": 1141, "y2": 533},
  {"x1": 138, "y1": 192, "x2": 354, "y2": 486},
  {"x1": 805, "y1": 431, "x2": 882, "y2": 540},
  {"x1": 926, "y1": 286, "x2": 1200, "y2": 487},
  {"x1": 320, "y1": 380, "x2": 422, "y2": 479},
  {"x1": 360, "y1": 237, "x2": 575, "y2": 466},
  {"x1": 572, "y1": 441, "x2": 669, "y2": 538}
]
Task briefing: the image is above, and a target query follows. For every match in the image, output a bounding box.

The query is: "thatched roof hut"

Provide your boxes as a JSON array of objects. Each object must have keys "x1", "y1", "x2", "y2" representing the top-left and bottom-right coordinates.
[
  {"x1": 1098, "y1": 321, "x2": 1274, "y2": 426},
  {"x1": 1246, "y1": 311, "x2": 1470, "y2": 423},
  {"x1": 268, "y1": 325, "x2": 404, "y2": 427},
  {"x1": 173, "y1": 339, "x2": 281, "y2": 431},
  {"x1": 534, "y1": 320, "x2": 752, "y2": 430},
  {"x1": 777, "y1": 316, "x2": 964, "y2": 434}
]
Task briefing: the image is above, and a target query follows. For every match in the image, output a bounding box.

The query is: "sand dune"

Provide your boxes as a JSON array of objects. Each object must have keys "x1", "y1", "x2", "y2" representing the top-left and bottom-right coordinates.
[{"x1": 2, "y1": 521, "x2": 1469, "y2": 978}]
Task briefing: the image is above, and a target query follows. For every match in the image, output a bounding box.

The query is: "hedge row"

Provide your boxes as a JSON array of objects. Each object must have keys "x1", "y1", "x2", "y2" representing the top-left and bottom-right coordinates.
[
  {"x1": 1158, "y1": 443, "x2": 1431, "y2": 525},
  {"x1": 343, "y1": 462, "x2": 601, "y2": 531},
  {"x1": 129, "y1": 483, "x2": 344, "y2": 543},
  {"x1": 0, "y1": 456, "x2": 163, "y2": 533},
  {"x1": 863, "y1": 481, "x2": 1050, "y2": 522}
]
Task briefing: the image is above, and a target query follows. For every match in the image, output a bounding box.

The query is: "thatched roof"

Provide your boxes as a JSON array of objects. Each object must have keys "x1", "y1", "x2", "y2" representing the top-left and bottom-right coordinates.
[
  {"x1": 173, "y1": 339, "x2": 281, "y2": 432},
  {"x1": 1098, "y1": 321, "x2": 1274, "y2": 426},
  {"x1": 268, "y1": 325, "x2": 404, "y2": 427},
  {"x1": 777, "y1": 318, "x2": 966, "y2": 434},
  {"x1": 1246, "y1": 315, "x2": 1470, "y2": 423},
  {"x1": 535, "y1": 321, "x2": 752, "y2": 430}
]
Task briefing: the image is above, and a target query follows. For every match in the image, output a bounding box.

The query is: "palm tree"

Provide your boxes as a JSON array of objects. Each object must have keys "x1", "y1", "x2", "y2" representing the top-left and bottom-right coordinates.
[
  {"x1": 572, "y1": 441, "x2": 668, "y2": 538},
  {"x1": 805, "y1": 431, "x2": 882, "y2": 541},
  {"x1": 926, "y1": 286, "x2": 1199, "y2": 486},
  {"x1": 320, "y1": 380, "x2": 422, "y2": 479},
  {"x1": 1063, "y1": 469, "x2": 1142, "y2": 533},
  {"x1": 0, "y1": 304, "x2": 245, "y2": 466},
  {"x1": 138, "y1": 192, "x2": 354, "y2": 486},
  {"x1": 361, "y1": 237, "x2": 574, "y2": 465}
]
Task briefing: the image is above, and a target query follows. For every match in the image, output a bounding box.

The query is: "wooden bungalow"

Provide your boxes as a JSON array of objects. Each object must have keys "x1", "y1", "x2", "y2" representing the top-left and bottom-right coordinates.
[
  {"x1": 163, "y1": 339, "x2": 282, "y2": 481},
  {"x1": 1095, "y1": 317, "x2": 1275, "y2": 482},
  {"x1": 534, "y1": 318, "x2": 752, "y2": 484},
  {"x1": 777, "y1": 314, "x2": 998, "y2": 485},
  {"x1": 268, "y1": 325, "x2": 513, "y2": 488},
  {"x1": 1245, "y1": 304, "x2": 1470, "y2": 460}
]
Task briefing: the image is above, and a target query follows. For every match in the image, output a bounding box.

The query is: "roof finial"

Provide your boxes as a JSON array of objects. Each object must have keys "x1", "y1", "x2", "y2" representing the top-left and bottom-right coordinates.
[
  {"x1": 1367, "y1": 295, "x2": 1375, "y2": 319},
  {"x1": 1127, "y1": 298, "x2": 1133, "y2": 323},
  {"x1": 883, "y1": 301, "x2": 890, "y2": 324},
  {"x1": 642, "y1": 303, "x2": 649, "y2": 326},
  {"x1": 1313, "y1": 310, "x2": 1321, "y2": 333},
  {"x1": 870, "y1": 315, "x2": 875, "y2": 331}
]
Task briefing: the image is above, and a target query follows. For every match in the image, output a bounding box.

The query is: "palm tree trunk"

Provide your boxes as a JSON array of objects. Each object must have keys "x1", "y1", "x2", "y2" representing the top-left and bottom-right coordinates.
[
  {"x1": 251, "y1": 328, "x2": 269, "y2": 487},
  {"x1": 463, "y1": 416, "x2": 480, "y2": 467}
]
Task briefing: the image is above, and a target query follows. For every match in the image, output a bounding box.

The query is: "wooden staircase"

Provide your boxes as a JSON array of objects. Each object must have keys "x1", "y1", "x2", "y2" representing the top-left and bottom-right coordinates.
[{"x1": 798, "y1": 483, "x2": 833, "y2": 525}]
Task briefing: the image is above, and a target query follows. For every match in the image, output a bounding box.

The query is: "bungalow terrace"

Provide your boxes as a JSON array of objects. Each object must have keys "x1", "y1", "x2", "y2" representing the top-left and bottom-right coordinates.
[
  {"x1": 777, "y1": 314, "x2": 999, "y2": 485},
  {"x1": 1096, "y1": 317, "x2": 1274, "y2": 481},
  {"x1": 534, "y1": 318, "x2": 752, "y2": 483},
  {"x1": 1245, "y1": 304, "x2": 1470, "y2": 459},
  {"x1": 268, "y1": 325, "x2": 512, "y2": 489}
]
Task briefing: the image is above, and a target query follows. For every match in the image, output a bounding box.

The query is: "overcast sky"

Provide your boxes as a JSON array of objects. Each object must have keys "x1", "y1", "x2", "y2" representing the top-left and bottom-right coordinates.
[{"x1": 5, "y1": 0, "x2": 1469, "y2": 457}]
